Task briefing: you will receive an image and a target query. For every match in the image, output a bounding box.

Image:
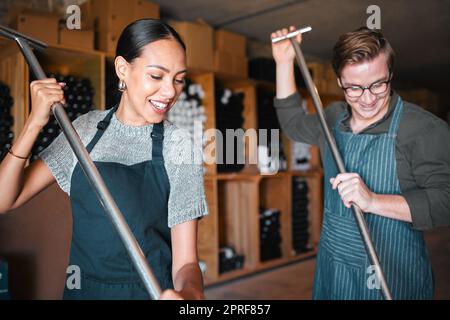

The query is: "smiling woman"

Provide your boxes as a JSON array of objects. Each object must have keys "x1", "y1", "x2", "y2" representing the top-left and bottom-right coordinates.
[
  {"x1": 0, "y1": 19, "x2": 208, "y2": 300},
  {"x1": 114, "y1": 20, "x2": 188, "y2": 125}
]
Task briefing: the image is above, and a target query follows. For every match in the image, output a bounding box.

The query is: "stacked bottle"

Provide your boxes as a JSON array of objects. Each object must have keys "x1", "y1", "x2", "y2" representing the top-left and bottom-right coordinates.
[
  {"x1": 0, "y1": 258, "x2": 10, "y2": 300},
  {"x1": 215, "y1": 86, "x2": 245, "y2": 173},
  {"x1": 249, "y1": 57, "x2": 305, "y2": 87},
  {"x1": 256, "y1": 87, "x2": 287, "y2": 173},
  {"x1": 0, "y1": 82, "x2": 14, "y2": 161},
  {"x1": 292, "y1": 177, "x2": 311, "y2": 253},
  {"x1": 260, "y1": 208, "x2": 282, "y2": 261},
  {"x1": 30, "y1": 73, "x2": 95, "y2": 161},
  {"x1": 219, "y1": 246, "x2": 245, "y2": 273},
  {"x1": 167, "y1": 78, "x2": 207, "y2": 145}
]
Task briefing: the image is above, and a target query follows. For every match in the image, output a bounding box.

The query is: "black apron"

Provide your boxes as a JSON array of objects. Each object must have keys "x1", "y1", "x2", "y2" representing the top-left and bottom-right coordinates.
[{"x1": 64, "y1": 107, "x2": 173, "y2": 299}]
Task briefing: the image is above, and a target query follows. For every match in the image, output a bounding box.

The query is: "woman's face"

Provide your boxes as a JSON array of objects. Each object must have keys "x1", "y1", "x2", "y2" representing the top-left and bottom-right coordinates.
[{"x1": 116, "y1": 38, "x2": 187, "y2": 125}]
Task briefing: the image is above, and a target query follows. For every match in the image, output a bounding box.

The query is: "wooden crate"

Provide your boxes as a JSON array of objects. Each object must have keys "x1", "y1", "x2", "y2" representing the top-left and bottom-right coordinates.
[
  {"x1": 291, "y1": 171, "x2": 323, "y2": 247},
  {"x1": 219, "y1": 79, "x2": 258, "y2": 174},
  {"x1": 189, "y1": 72, "x2": 216, "y2": 175},
  {"x1": 303, "y1": 61, "x2": 344, "y2": 96},
  {"x1": 217, "y1": 179, "x2": 259, "y2": 274},
  {"x1": 169, "y1": 20, "x2": 214, "y2": 72},
  {"x1": 259, "y1": 175, "x2": 292, "y2": 264}
]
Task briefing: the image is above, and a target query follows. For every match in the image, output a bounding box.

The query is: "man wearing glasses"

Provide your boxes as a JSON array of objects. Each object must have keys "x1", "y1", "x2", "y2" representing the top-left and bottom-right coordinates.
[{"x1": 272, "y1": 26, "x2": 450, "y2": 299}]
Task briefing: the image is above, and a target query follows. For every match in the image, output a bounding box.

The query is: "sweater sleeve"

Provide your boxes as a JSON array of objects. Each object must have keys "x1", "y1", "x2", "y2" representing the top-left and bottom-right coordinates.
[
  {"x1": 164, "y1": 126, "x2": 209, "y2": 228},
  {"x1": 274, "y1": 91, "x2": 346, "y2": 146}
]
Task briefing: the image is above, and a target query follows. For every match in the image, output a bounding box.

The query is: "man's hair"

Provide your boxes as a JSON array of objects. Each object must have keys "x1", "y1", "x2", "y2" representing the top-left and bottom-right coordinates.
[{"x1": 332, "y1": 27, "x2": 395, "y2": 77}]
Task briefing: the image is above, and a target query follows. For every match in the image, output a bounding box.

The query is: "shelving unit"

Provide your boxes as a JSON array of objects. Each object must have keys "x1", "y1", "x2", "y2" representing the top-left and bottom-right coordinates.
[
  {"x1": 0, "y1": 30, "x2": 338, "y2": 289},
  {"x1": 0, "y1": 45, "x2": 29, "y2": 140},
  {"x1": 194, "y1": 75, "x2": 332, "y2": 285},
  {"x1": 199, "y1": 170, "x2": 323, "y2": 285}
]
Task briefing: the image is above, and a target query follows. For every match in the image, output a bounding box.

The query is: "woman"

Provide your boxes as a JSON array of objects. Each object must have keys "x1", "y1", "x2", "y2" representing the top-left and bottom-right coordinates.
[{"x1": 0, "y1": 19, "x2": 208, "y2": 300}]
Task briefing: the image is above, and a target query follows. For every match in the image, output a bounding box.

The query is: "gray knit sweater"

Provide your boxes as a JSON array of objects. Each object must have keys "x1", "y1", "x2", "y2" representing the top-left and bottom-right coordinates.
[{"x1": 39, "y1": 109, "x2": 208, "y2": 228}]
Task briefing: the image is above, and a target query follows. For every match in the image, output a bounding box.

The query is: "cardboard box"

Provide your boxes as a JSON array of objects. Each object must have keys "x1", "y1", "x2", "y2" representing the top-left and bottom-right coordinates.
[
  {"x1": 13, "y1": 11, "x2": 60, "y2": 46},
  {"x1": 232, "y1": 54, "x2": 248, "y2": 78},
  {"x1": 134, "y1": 0, "x2": 160, "y2": 20},
  {"x1": 90, "y1": 0, "x2": 159, "y2": 33},
  {"x1": 214, "y1": 50, "x2": 248, "y2": 78},
  {"x1": 215, "y1": 29, "x2": 247, "y2": 57},
  {"x1": 59, "y1": 29, "x2": 94, "y2": 50},
  {"x1": 214, "y1": 50, "x2": 233, "y2": 74},
  {"x1": 169, "y1": 20, "x2": 214, "y2": 71},
  {"x1": 91, "y1": 0, "x2": 134, "y2": 34},
  {"x1": 97, "y1": 31, "x2": 120, "y2": 55},
  {"x1": 79, "y1": 1, "x2": 95, "y2": 29},
  {"x1": 89, "y1": 0, "x2": 160, "y2": 54},
  {"x1": 324, "y1": 63, "x2": 337, "y2": 80}
]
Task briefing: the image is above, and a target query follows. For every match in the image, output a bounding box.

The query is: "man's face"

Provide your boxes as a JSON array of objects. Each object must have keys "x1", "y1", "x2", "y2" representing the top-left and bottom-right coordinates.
[{"x1": 339, "y1": 52, "x2": 391, "y2": 125}]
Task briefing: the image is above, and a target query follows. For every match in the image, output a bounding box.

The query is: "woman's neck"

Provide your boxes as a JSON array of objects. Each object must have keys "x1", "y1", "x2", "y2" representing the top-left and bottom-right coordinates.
[{"x1": 116, "y1": 96, "x2": 151, "y2": 127}]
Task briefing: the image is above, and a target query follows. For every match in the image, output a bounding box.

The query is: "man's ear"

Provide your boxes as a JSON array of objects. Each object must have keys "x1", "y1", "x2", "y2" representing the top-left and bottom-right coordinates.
[
  {"x1": 337, "y1": 77, "x2": 342, "y2": 88},
  {"x1": 115, "y1": 56, "x2": 128, "y2": 82}
]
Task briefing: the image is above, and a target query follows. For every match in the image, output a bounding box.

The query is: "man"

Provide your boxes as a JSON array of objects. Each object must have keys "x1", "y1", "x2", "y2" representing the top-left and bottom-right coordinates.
[{"x1": 271, "y1": 26, "x2": 450, "y2": 299}]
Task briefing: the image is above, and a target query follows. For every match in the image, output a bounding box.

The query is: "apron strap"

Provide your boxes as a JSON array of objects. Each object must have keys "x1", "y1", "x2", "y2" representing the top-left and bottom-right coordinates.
[
  {"x1": 387, "y1": 95, "x2": 404, "y2": 136},
  {"x1": 86, "y1": 106, "x2": 118, "y2": 153},
  {"x1": 86, "y1": 105, "x2": 165, "y2": 161},
  {"x1": 334, "y1": 110, "x2": 348, "y2": 131},
  {"x1": 151, "y1": 122, "x2": 164, "y2": 162}
]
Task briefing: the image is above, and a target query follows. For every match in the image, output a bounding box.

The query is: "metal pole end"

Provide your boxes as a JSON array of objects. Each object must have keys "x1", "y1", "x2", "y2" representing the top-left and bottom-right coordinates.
[{"x1": 271, "y1": 26, "x2": 312, "y2": 43}]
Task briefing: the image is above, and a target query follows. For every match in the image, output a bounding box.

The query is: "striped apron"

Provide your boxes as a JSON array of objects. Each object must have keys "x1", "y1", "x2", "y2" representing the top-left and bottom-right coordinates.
[{"x1": 313, "y1": 97, "x2": 434, "y2": 300}]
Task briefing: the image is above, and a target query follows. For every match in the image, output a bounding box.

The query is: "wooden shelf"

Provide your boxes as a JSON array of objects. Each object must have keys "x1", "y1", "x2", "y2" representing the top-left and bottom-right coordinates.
[
  {"x1": 205, "y1": 249, "x2": 317, "y2": 286},
  {"x1": 256, "y1": 249, "x2": 317, "y2": 270},
  {"x1": 290, "y1": 169, "x2": 323, "y2": 177},
  {"x1": 0, "y1": 45, "x2": 29, "y2": 144},
  {"x1": 215, "y1": 267, "x2": 253, "y2": 283}
]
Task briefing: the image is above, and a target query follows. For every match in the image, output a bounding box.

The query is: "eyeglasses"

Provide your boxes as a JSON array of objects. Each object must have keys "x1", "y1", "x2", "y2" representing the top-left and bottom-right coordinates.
[{"x1": 340, "y1": 74, "x2": 392, "y2": 98}]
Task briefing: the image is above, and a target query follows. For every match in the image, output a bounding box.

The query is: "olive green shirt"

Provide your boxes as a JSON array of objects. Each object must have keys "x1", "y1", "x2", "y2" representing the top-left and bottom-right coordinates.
[{"x1": 274, "y1": 91, "x2": 450, "y2": 230}]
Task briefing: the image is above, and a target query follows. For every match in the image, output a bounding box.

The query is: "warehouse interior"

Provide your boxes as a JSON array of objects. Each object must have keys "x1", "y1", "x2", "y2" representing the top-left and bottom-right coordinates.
[{"x1": 0, "y1": 0, "x2": 449, "y2": 300}]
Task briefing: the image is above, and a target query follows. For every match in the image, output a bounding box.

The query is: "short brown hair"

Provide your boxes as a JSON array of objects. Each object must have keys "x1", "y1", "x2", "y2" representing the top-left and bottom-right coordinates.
[{"x1": 332, "y1": 27, "x2": 395, "y2": 77}]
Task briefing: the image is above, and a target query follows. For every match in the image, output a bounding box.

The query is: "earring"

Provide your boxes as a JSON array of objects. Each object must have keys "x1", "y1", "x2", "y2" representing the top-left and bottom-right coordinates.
[{"x1": 118, "y1": 80, "x2": 127, "y2": 92}]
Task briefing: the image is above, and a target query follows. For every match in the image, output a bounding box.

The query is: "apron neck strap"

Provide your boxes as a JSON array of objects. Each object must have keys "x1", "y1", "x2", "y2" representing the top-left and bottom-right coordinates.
[
  {"x1": 86, "y1": 105, "x2": 165, "y2": 160},
  {"x1": 151, "y1": 122, "x2": 164, "y2": 162},
  {"x1": 387, "y1": 95, "x2": 404, "y2": 136},
  {"x1": 334, "y1": 95, "x2": 404, "y2": 136},
  {"x1": 86, "y1": 106, "x2": 118, "y2": 153}
]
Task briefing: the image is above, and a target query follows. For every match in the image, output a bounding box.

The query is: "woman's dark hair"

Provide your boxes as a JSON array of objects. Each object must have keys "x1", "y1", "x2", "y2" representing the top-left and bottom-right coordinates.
[{"x1": 116, "y1": 19, "x2": 186, "y2": 62}]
